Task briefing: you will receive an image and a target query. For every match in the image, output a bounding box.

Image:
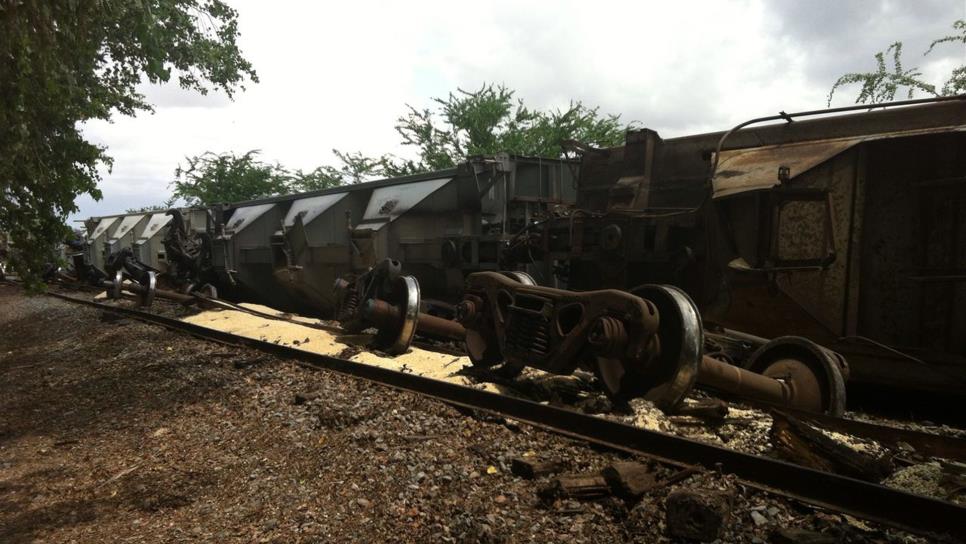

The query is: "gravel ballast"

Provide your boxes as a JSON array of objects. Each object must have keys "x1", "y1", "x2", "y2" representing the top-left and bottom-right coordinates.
[{"x1": 0, "y1": 284, "x2": 942, "y2": 543}]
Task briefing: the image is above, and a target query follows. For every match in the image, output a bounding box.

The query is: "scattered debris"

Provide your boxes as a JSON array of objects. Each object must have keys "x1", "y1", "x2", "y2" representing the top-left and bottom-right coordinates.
[
  {"x1": 539, "y1": 473, "x2": 611, "y2": 501},
  {"x1": 510, "y1": 458, "x2": 567, "y2": 480},
  {"x1": 677, "y1": 398, "x2": 729, "y2": 422},
  {"x1": 601, "y1": 462, "x2": 656, "y2": 499},
  {"x1": 97, "y1": 463, "x2": 143, "y2": 488},
  {"x1": 770, "y1": 412, "x2": 893, "y2": 482},
  {"x1": 750, "y1": 509, "x2": 768, "y2": 526},
  {"x1": 940, "y1": 461, "x2": 966, "y2": 500},
  {"x1": 665, "y1": 486, "x2": 735, "y2": 542},
  {"x1": 882, "y1": 461, "x2": 948, "y2": 501},
  {"x1": 2, "y1": 274, "x2": 961, "y2": 543}
]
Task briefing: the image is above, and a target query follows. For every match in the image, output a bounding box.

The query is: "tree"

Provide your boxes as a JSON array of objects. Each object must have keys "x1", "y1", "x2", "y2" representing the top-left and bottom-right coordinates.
[
  {"x1": 288, "y1": 151, "x2": 393, "y2": 192},
  {"x1": 828, "y1": 19, "x2": 966, "y2": 105},
  {"x1": 170, "y1": 151, "x2": 288, "y2": 205},
  {"x1": 327, "y1": 84, "x2": 632, "y2": 183},
  {"x1": 0, "y1": 0, "x2": 257, "y2": 287},
  {"x1": 163, "y1": 84, "x2": 631, "y2": 203}
]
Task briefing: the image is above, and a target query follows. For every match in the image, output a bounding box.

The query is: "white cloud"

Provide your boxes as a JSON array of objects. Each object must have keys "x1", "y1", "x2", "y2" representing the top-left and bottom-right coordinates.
[{"x1": 74, "y1": 0, "x2": 965, "y2": 218}]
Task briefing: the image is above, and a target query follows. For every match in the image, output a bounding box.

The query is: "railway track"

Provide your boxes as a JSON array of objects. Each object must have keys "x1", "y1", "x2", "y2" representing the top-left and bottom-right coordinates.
[
  {"x1": 51, "y1": 269, "x2": 966, "y2": 458},
  {"x1": 40, "y1": 288, "x2": 966, "y2": 540},
  {"x1": 150, "y1": 286, "x2": 966, "y2": 463}
]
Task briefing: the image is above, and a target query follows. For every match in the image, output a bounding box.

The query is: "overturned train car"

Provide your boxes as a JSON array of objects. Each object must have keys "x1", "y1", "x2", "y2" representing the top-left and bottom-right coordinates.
[
  {"x1": 505, "y1": 97, "x2": 966, "y2": 395},
  {"x1": 73, "y1": 208, "x2": 211, "y2": 282},
  {"x1": 201, "y1": 154, "x2": 575, "y2": 314}
]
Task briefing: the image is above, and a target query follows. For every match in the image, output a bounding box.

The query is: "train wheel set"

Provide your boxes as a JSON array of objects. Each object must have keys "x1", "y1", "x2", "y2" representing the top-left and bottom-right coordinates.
[{"x1": 328, "y1": 258, "x2": 849, "y2": 416}]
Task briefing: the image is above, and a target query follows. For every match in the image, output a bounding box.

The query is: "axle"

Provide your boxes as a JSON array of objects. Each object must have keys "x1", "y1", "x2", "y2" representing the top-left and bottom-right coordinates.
[
  {"x1": 576, "y1": 298, "x2": 835, "y2": 413},
  {"x1": 334, "y1": 259, "x2": 485, "y2": 354},
  {"x1": 362, "y1": 298, "x2": 466, "y2": 341},
  {"x1": 698, "y1": 355, "x2": 793, "y2": 406},
  {"x1": 100, "y1": 276, "x2": 196, "y2": 305}
]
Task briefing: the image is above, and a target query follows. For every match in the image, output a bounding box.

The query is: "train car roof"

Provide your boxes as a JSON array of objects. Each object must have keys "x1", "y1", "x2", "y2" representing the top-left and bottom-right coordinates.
[
  {"x1": 226, "y1": 154, "x2": 578, "y2": 209},
  {"x1": 668, "y1": 96, "x2": 966, "y2": 153}
]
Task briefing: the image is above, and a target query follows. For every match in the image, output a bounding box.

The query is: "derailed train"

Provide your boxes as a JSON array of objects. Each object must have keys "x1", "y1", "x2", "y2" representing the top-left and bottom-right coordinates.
[
  {"x1": 74, "y1": 154, "x2": 576, "y2": 307},
  {"x1": 72, "y1": 96, "x2": 966, "y2": 411}
]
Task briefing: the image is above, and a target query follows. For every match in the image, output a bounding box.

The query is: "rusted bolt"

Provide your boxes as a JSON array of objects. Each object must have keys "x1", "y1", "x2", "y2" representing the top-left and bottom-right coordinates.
[{"x1": 456, "y1": 299, "x2": 478, "y2": 324}]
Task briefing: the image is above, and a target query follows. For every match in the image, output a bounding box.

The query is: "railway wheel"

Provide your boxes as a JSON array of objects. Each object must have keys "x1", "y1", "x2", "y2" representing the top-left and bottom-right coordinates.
[
  {"x1": 111, "y1": 269, "x2": 124, "y2": 300},
  {"x1": 595, "y1": 284, "x2": 703, "y2": 412},
  {"x1": 139, "y1": 271, "x2": 157, "y2": 307},
  {"x1": 500, "y1": 271, "x2": 536, "y2": 286},
  {"x1": 370, "y1": 275, "x2": 420, "y2": 356},
  {"x1": 744, "y1": 336, "x2": 847, "y2": 416}
]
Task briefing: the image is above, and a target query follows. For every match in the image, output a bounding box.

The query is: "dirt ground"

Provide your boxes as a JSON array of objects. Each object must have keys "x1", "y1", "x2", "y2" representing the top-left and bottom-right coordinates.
[{"x1": 0, "y1": 283, "x2": 940, "y2": 543}]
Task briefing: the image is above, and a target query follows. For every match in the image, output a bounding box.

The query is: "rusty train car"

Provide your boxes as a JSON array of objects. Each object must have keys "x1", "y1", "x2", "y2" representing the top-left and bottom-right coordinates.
[{"x1": 505, "y1": 97, "x2": 966, "y2": 396}]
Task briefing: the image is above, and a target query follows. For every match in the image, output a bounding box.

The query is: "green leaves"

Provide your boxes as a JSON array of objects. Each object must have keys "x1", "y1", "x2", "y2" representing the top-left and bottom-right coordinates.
[
  {"x1": 331, "y1": 83, "x2": 631, "y2": 183},
  {"x1": 0, "y1": 0, "x2": 257, "y2": 285},
  {"x1": 927, "y1": 20, "x2": 966, "y2": 96},
  {"x1": 828, "y1": 19, "x2": 966, "y2": 105},
  {"x1": 399, "y1": 84, "x2": 629, "y2": 169},
  {"x1": 169, "y1": 150, "x2": 364, "y2": 204},
  {"x1": 171, "y1": 83, "x2": 630, "y2": 201},
  {"x1": 170, "y1": 151, "x2": 289, "y2": 205}
]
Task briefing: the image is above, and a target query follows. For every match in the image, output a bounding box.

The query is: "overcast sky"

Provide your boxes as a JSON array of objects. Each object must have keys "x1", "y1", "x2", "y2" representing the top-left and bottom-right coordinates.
[{"x1": 74, "y1": 0, "x2": 966, "y2": 219}]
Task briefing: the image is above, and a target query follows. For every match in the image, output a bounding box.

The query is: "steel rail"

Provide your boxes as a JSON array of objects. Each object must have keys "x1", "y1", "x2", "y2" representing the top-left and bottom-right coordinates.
[
  {"x1": 755, "y1": 402, "x2": 966, "y2": 461},
  {"x1": 44, "y1": 291, "x2": 966, "y2": 540}
]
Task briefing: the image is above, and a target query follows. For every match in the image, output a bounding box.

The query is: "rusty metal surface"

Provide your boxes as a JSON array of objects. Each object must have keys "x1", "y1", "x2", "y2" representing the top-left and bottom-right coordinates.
[
  {"x1": 458, "y1": 272, "x2": 663, "y2": 392},
  {"x1": 772, "y1": 151, "x2": 857, "y2": 336},
  {"x1": 77, "y1": 98, "x2": 966, "y2": 397},
  {"x1": 714, "y1": 138, "x2": 861, "y2": 198},
  {"x1": 364, "y1": 298, "x2": 467, "y2": 341},
  {"x1": 858, "y1": 136, "x2": 966, "y2": 359},
  {"x1": 458, "y1": 275, "x2": 847, "y2": 414},
  {"x1": 528, "y1": 98, "x2": 966, "y2": 396},
  {"x1": 713, "y1": 126, "x2": 966, "y2": 199},
  {"x1": 682, "y1": 96, "x2": 966, "y2": 158}
]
